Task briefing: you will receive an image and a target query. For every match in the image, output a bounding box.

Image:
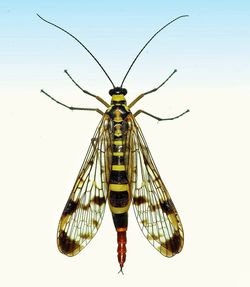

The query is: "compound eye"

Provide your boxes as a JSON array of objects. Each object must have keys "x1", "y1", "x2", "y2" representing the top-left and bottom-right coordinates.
[
  {"x1": 122, "y1": 88, "x2": 127, "y2": 95},
  {"x1": 109, "y1": 87, "x2": 127, "y2": 96}
]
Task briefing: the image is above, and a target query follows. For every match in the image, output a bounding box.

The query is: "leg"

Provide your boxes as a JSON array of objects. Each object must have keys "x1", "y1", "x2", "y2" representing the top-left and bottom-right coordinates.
[
  {"x1": 64, "y1": 70, "x2": 109, "y2": 108},
  {"x1": 128, "y1": 69, "x2": 177, "y2": 108},
  {"x1": 134, "y1": 109, "x2": 189, "y2": 121},
  {"x1": 41, "y1": 89, "x2": 104, "y2": 115}
]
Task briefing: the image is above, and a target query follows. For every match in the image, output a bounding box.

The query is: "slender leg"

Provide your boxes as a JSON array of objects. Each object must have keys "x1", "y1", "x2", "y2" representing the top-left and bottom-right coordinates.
[
  {"x1": 41, "y1": 90, "x2": 104, "y2": 115},
  {"x1": 134, "y1": 109, "x2": 189, "y2": 121},
  {"x1": 128, "y1": 69, "x2": 177, "y2": 108},
  {"x1": 64, "y1": 70, "x2": 109, "y2": 107}
]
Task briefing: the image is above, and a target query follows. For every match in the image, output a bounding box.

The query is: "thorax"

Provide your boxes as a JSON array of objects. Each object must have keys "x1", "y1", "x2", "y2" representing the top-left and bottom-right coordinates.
[{"x1": 106, "y1": 94, "x2": 131, "y2": 135}]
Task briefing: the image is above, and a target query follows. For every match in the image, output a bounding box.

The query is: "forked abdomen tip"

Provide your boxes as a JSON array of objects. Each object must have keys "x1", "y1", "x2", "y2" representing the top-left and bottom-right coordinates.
[{"x1": 118, "y1": 266, "x2": 124, "y2": 275}]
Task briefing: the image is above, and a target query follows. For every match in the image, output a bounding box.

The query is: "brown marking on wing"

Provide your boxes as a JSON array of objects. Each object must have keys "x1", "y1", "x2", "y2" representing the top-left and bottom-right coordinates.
[{"x1": 58, "y1": 230, "x2": 80, "y2": 256}]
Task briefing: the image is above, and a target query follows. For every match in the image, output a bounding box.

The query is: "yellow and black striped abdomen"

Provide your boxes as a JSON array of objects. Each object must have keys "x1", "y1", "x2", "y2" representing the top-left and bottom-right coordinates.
[
  {"x1": 107, "y1": 104, "x2": 131, "y2": 216},
  {"x1": 106, "y1": 96, "x2": 131, "y2": 270}
]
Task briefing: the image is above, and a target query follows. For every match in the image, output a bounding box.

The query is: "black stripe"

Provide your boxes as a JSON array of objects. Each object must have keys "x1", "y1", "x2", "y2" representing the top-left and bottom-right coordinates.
[
  {"x1": 111, "y1": 100, "x2": 126, "y2": 105},
  {"x1": 112, "y1": 156, "x2": 125, "y2": 165},
  {"x1": 112, "y1": 143, "x2": 124, "y2": 151},
  {"x1": 109, "y1": 170, "x2": 128, "y2": 184},
  {"x1": 113, "y1": 135, "x2": 123, "y2": 139},
  {"x1": 109, "y1": 190, "x2": 129, "y2": 208},
  {"x1": 112, "y1": 212, "x2": 128, "y2": 229}
]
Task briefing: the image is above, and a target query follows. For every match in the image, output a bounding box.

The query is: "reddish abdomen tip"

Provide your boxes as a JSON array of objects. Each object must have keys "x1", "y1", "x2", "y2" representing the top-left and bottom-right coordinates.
[{"x1": 117, "y1": 228, "x2": 127, "y2": 270}]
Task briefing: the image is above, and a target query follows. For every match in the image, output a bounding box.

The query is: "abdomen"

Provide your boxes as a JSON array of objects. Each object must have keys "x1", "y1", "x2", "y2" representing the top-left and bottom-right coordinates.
[{"x1": 108, "y1": 113, "x2": 131, "y2": 270}]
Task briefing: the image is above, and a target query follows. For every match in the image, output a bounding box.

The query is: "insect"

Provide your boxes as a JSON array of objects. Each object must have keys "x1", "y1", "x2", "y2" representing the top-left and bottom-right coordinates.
[{"x1": 38, "y1": 14, "x2": 189, "y2": 273}]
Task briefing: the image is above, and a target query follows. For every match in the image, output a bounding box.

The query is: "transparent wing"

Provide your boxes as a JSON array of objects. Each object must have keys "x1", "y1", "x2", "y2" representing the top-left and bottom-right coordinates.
[
  {"x1": 126, "y1": 115, "x2": 184, "y2": 257},
  {"x1": 57, "y1": 115, "x2": 112, "y2": 256}
]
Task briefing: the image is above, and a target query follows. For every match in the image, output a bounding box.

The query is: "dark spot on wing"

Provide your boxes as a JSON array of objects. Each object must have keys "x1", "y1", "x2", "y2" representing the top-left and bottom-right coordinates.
[
  {"x1": 149, "y1": 204, "x2": 158, "y2": 212},
  {"x1": 92, "y1": 196, "x2": 106, "y2": 206},
  {"x1": 58, "y1": 230, "x2": 80, "y2": 255},
  {"x1": 147, "y1": 233, "x2": 160, "y2": 240},
  {"x1": 92, "y1": 219, "x2": 99, "y2": 228},
  {"x1": 162, "y1": 232, "x2": 183, "y2": 255},
  {"x1": 160, "y1": 199, "x2": 175, "y2": 215},
  {"x1": 80, "y1": 233, "x2": 92, "y2": 240},
  {"x1": 133, "y1": 196, "x2": 147, "y2": 206},
  {"x1": 81, "y1": 203, "x2": 90, "y2": 210},
  {"x1": 62, "y1": 199, "x2": 79, "y2": 216}
]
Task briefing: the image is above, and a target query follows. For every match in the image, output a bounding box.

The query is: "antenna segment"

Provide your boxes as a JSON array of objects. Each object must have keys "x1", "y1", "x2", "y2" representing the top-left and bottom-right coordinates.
[
  {"x1": 120, "y1": 15, "x2": 189, "y2": 87},
  {"x1": 37, "y1": 14, "x2": 115, "y2": 88}
]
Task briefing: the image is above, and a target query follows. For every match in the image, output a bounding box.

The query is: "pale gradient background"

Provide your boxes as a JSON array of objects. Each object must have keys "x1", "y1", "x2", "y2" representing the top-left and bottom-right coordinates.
[{"x1": 1, "y1": 1, "x2": 250, "y2": 286}]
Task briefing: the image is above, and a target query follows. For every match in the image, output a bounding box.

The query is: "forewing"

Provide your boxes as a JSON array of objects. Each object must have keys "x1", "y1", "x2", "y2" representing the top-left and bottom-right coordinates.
[
  {"x1": 57, "y1": 115, "x2": 112, "y2": 256},
  {"x1": 126, "y1": 115, "x2": 184, "y2": 257}
]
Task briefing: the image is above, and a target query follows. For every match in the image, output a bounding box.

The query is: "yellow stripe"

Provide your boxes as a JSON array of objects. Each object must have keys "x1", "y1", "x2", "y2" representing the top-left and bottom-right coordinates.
[
  {"x1": 112, "y1": 165, "x2": 125, "y2": 171},
  {"x1": 109, "y1": 205, "x2": 130, "y2": 214},
  {"x1": 109, "y1": 184, "x2": 128, "y2": 191},
  {"x1": 112, "y1": 95, "x2": 125, "y2": 102},
  {"x1": 114, "y1": 130, "x2": 122, "y2": 136},
  {"x1": 114, "y1": 118, "x2": 123, "y2": 123},
  {"x1": 113, "y1": 152, "x2": 124, "y2": 156},
  {"x1": 113, "y1": 140, "x2": 123, "y2": 145},
  {"x1": 116, "y1": 227, "x2": 127, "y2": 232}
]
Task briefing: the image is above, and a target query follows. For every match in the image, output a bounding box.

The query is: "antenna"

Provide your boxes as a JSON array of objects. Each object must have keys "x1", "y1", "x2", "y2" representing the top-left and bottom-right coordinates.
[
  {"x1": 37, "y1": 14, "x2": 115, "y2": 88},
  {"x1": 120, "y1": 15, "x2": 189, "y2": 87}
]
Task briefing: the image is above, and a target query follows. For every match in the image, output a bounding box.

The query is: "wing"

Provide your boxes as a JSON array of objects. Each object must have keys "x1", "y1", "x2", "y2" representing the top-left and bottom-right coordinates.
[
  {"x1": 57, "y1": 115, "x2": 112, "y2": 256},
  {"x1": 126, "y1": 115, "x2": 184, "y2": 257}
]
